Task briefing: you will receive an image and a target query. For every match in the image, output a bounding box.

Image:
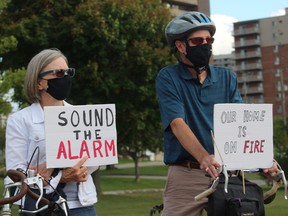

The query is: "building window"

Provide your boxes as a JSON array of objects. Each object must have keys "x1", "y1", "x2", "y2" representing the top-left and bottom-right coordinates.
[
  {"x1": 277, "y1": 93, "x2": 282, "y2": 100},
  {"x1": 274, "y1": 57, "x2": 280, "y2": 65},
  {"x1": 277, "y1": 80, "x2": 282, "y2": 91},
  {"x1": 275, "y1": 68, "x2": 281, "y2": 77},
  {"x1": 277, "y1": 105, "x2": 282, "y2": 113},
  {"x1": 274, "y1": 45, "x2": 279, "y2": 53}
]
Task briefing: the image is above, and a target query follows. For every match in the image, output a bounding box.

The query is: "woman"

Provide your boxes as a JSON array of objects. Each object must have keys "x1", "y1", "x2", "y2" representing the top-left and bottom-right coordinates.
[{"x1": 5, "y1": 48, "x2": 98, "y2": 216}]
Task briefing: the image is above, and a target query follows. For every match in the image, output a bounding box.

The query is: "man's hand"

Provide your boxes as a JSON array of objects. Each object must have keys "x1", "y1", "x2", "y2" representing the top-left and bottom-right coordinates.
[
  {"x1": 262, "y1": 161, "x2": 281, "y2": 181},
  {"x1": 200, "y1": 155, "x2": 220, "y2": 180},
  {"x1": 61, "y1": 156, "x2": 89, "y2": 183}
]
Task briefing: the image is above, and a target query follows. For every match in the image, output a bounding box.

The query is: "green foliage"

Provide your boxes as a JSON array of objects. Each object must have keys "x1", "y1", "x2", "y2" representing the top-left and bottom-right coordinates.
[
  {"x1": 69, "y1": 0, "x2": 173, "y2": 157},
  {"x1": 0, "y1": 36, "x2": 18, "y2": 54},
  {"x1": 0, "y1": 0, "x2": 174, "y2": 166},
  {"x1": 273, "y1": 118, "x2": 288, "y2": 177},
  {"x1": 0, "y1": 0, "x2": 10, "y2": 11},
  {"x1": 0, "y1": 68, "x2": 27, "y2": 110}
]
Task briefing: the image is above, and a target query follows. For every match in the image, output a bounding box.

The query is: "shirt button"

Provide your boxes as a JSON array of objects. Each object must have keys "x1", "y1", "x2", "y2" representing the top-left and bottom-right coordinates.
[
  {"x1": 35, "y1": 136, "x2": 39, "y2": 140},
  {"x1": 83, "y1": 199, "x2": 87, "y2": 203}
]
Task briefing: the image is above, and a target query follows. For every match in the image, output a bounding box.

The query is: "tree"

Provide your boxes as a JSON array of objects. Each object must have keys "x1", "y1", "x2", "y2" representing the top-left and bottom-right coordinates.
[
  {"x1": 68, "y1": 0, "x2": 173, "y2": 181},
  {"x1": 0, "y1": 0, "x2": 17, "y2": 115},
  {"x1": 0, "y1": 0, "x2": 174, "y2": 181},
  {"x1": 273, "y1": 117, "x2": 288, "y2": 177}
]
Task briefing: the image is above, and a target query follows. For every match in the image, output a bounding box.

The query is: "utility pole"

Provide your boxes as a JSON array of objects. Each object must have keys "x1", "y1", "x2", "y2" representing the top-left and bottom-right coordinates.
[{"x1": 280, "y1": 68, "x2": 287, "y2": 126}]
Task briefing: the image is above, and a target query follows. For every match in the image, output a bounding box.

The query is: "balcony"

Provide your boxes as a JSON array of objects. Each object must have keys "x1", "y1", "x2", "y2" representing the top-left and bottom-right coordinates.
[
  {"x1": 234, "y1": 39, "x2": 261, "y2": 48},
  {"x1": 242, "y1": 96, "x2": 265, "y2": 104},
  {"x1": 234, "y1": 26, "x2": 260, "y2": 36},
  {"x1": 237, "y1": 73, "x2": 263, "y2": 83},
  {"x1": 235, "y1": 63, "x2": 262, "y2": 71},
  {"x1": 240, "y1": 84, "x2": 264, "y2": 95},
  {"x1": 235, "y1": 51, "x2": 262, "y2": 60}
]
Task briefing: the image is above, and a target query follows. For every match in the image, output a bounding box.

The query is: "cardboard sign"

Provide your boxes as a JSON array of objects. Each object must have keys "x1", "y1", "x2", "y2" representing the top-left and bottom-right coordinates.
[
  {"x1": 44, "y1": 104, "x2": 118, "y2": 168},
  {"x1": 213, "y1": 104, "x2": 273, "y2": 170}
]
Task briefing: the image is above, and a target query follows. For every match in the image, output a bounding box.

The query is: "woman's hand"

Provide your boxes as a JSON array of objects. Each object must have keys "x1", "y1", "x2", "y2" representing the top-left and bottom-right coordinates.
[
  {"x1": 61, "y1": 156, "x2": 89, "y2": 183},
  {"x1": 29, "y1": 162, "x2": 54, "y2": 185}
]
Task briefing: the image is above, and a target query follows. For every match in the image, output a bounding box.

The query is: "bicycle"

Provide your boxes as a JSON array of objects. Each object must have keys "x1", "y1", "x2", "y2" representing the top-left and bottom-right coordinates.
[
  {"x1": 0, "y1": 169, "x2": 69, "y2": 216},
  {"x1": 150, "y1": 163, "x2": 287, "y2": 216}
]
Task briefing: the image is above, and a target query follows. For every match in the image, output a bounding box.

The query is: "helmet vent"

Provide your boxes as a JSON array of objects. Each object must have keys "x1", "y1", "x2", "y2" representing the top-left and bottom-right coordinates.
[
  {"x1": 181, "y1": 16, "x2": 195, "y2": 24},
  {"x1": 199, "y1": 14, "x2": 209, "y2": 23},
  {"x1": 192, "y1": 14, "x2": 201, "y2": 23}
]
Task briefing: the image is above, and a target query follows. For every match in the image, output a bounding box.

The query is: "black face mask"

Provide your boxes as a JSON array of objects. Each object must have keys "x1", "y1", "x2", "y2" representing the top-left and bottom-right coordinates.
[
  {"x1": 185, "y1": 44, "x2": 212, "y2": 69},
  {"x1": 46, "y1": 76, "x2": 72, "y2": 100}
]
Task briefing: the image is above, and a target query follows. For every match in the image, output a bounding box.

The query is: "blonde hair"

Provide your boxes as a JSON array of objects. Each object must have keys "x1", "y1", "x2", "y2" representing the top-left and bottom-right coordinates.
[{"x1": 24, "y1": 48, "x2": 68, "y2": 103}]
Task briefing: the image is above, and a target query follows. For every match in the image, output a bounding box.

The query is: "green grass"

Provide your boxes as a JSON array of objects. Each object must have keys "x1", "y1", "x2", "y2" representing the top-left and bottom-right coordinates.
[
  {"x1": 100, "y1": 165, "x2": 168, "y2": 176},
  {"x1": 96, "y1": 191, "x2": 163, "y2": 216},
  {"x1": 99, "y1": 176, "x2": 166, "y2": 191},
  {"x1": 1, "y1": 164, "x2": 287, "y2": 216}
]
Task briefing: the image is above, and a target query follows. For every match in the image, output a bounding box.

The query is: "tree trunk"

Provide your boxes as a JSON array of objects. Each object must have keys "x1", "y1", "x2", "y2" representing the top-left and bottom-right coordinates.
[{"x1": 133, "y1": 155, "x2": 140, "y2": 182}]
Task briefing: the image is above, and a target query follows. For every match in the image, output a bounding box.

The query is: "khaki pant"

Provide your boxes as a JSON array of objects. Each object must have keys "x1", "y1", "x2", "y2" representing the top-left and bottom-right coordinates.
[{"x1": 162, "y1": 165, "x2": 211, "y2": 216}]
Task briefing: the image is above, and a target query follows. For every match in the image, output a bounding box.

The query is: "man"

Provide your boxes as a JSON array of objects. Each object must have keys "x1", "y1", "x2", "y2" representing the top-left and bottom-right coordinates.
[{"x1": 155, "y1": 11, "x2": 242, "y2": 216}]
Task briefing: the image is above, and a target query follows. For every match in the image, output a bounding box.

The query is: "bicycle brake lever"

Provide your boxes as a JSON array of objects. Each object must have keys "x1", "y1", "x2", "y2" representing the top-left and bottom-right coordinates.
[
  {"x1": 57, "y1": 196, "x2": 69, "y2": 216},
  {"x1": 222, "y1": 165, "x2": 229, "y2": 193},
  {"x1": 24, "y1": 173, "x2": 44, "y2": 209},
  {"x1": 279, "y1": 170, "x2": 287, "y2": 199}
]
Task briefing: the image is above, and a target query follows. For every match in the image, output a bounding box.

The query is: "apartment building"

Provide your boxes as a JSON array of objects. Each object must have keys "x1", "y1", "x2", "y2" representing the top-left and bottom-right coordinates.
[
  {"x1": 213, "y1": 53, "x2": 236, "y2": 72},
  {"x1": 162, "y1": 0, "x2": 210, "y2": 16},
  {"x1": 233, "y1": 8, "x2": 288, "y2": 118}
]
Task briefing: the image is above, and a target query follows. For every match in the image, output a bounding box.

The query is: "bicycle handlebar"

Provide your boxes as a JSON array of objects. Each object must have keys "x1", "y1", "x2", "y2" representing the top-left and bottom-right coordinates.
[
  {"x1": 0, "y1": 169, "x2": 69, "y2": 216},
  {"x1": 194, "y1": 170, "x2": 287, "y2": 202},
  {"x1": 0, "y1": 170, "x2": 28, "y2": 205}
]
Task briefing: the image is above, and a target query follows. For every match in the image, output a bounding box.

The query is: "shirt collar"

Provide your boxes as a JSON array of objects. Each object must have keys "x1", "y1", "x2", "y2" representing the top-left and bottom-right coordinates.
[
  {"x1": 31, "y1": 103, "x2": 44, "y2": 124},
  {"x1": 31, "y1": 101, "x2": 70, "y2": 124},
  {"x1": 178, "y1": 63, "x2": 218, "y2": 83}
]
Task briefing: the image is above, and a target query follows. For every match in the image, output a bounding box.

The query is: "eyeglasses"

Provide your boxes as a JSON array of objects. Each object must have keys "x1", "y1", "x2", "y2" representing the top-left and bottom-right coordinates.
[
  {"x1": 187, "y1": 37, "x2": 215, "y2": 45},
  {"x1": 38, "y1": 68, "x2": 76, "y2": 79}
]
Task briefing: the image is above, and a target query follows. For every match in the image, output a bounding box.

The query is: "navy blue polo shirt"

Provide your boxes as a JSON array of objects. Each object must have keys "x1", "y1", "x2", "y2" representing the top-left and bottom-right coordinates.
[{"x1": 156, "y1": 63, "x2": 242, "y2": 164}]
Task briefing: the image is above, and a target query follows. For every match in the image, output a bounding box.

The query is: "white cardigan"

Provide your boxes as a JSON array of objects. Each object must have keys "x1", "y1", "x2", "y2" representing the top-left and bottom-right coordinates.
[{"x1": 5, "y1": 102, "x2": 98, "y2": 208}]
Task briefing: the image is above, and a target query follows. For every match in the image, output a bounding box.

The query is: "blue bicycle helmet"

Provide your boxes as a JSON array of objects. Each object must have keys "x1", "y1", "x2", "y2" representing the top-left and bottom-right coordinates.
[{"x1": 165, "y1": 11, "x2": 216, "y2": 48}]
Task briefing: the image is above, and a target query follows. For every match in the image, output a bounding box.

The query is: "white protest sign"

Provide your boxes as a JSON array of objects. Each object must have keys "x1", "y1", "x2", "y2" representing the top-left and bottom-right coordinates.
[
  {"x1": 213, "y1": 103, "x2": 273, "y2": 170},
  {"x1": 44, "y1": 104, "x2": 118, "y2": 168}
]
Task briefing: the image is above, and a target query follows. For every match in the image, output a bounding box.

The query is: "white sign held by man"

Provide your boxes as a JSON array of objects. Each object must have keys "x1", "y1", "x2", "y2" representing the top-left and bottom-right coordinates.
[
  {"x1": 213, "y1": 103, "x2": 273, "y2": 170},
  {"x1": 44, "y1": 104, "x2": 118, "y2": 168}
]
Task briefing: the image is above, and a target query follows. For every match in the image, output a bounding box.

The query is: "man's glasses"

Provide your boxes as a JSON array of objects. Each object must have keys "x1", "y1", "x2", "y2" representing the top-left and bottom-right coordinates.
[
  {"x1": 187, "y1": 37, "x2": 215, "y2": 45},
  {"x1": 38, "y1": 68, "x2": 76, "y2": 79}
]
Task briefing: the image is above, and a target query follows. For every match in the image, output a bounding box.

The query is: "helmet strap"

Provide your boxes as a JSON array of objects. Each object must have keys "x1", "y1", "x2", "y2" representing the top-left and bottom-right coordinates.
[{"x1": 177, "y1": 56, "x2": 207, "y2": 75}]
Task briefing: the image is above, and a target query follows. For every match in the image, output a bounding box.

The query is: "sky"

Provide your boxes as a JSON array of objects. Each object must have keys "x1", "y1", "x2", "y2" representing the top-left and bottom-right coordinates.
[{"x1": 210, "y1": 0, "x2": 288, "y2": 55}]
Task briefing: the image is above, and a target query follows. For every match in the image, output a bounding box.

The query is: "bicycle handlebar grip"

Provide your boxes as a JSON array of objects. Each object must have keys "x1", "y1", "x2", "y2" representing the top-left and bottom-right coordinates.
[
  {"x1": 194, "y1": 187, "x2": 217, "y2": 201},
  {"x1": 0, "y1": 170, "x2": 28, "y2": 205},
  {"x1": 263, "y1": 180, "x2": 279, "y2": 204}
]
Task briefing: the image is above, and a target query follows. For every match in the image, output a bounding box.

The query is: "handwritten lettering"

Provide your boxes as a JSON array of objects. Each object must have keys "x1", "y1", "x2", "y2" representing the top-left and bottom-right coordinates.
[
  {"x1": 224, "y1": 141, "x2": 237, "y2": 154},
  {"x1": 221, "y1": 111, "x2": 237, "y2": 124},
  {"x1": 243, "y1": 110, "x2": 266, "y2": 122},
  {"x1": 56, "y1": 139, "x2": 116, "y2": 159},
  {"x1": 243, "y1": 140, "x2": 265, "y2": 154},
  {"x1": 57, "y1": 108, "x2": 114, "y2": 127}
]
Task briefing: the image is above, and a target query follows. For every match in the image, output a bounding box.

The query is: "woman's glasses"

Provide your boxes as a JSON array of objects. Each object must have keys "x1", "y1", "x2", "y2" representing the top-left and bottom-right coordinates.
[
  {"x1": 187, "y1": 37, "x2": 215, "y2": 45},
  {"x1": 38, "y1": 68, "x2": 76, "y2": 79}
]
